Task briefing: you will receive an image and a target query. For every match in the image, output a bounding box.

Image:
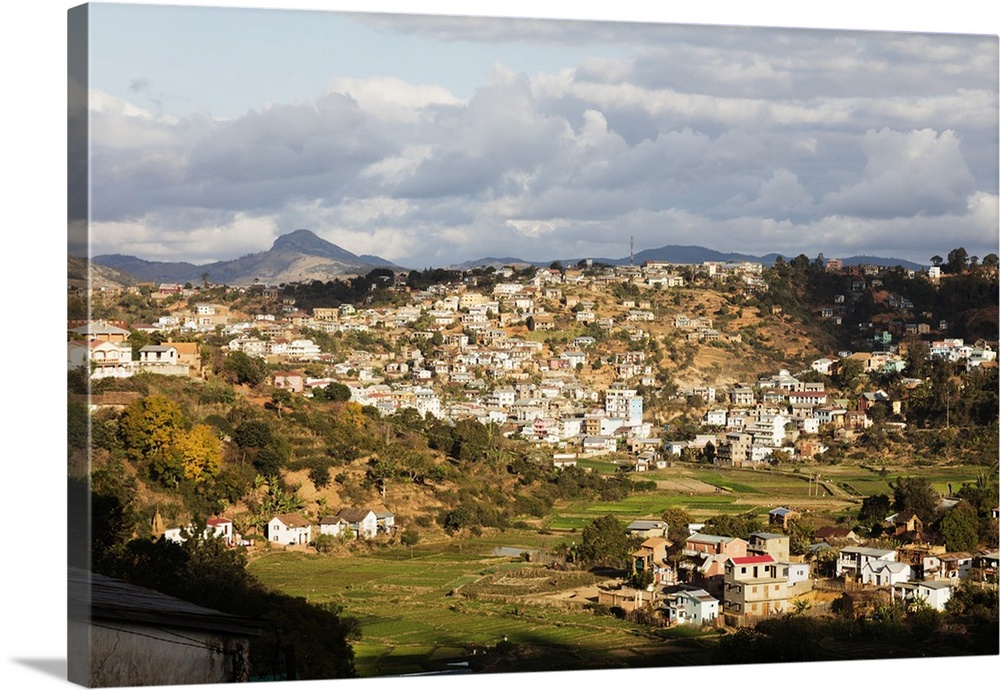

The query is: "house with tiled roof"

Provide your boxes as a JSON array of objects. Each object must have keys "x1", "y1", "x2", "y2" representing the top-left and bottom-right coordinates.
[
  {"x1": 266, "y1": 513, "x2": 312, "y2": 545},
  {"x1": 332, "y1": 507, "x2": 379, "y2": 539},
  {"x1": 632, "y1": 537, "x2": 674, "y2": 585}
]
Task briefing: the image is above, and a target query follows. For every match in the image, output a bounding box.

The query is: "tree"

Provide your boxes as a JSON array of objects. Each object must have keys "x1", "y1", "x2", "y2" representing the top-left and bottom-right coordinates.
[
  {"x1": 836, "y1": 358, "x2": 864, "y2": 391},
  {"x1": 366, "y1": 455, "x2": 398, "y2": 499},
  {"x1": 706, "y1": 512, "x2": 762, "y2": 540},
  {"x1": 173, "y1": 423, "x2": 224, "y2": 482},
  {"x1": 930, "y1": 255, "x2": 944, "y2": 267},
  {"x1": 578, "y1": 515, "x2": 631, "y2": 568},
  {"x1": 944, "y1": 247, "x2": 969, "y2": 274},
  {"x1": 400, "y1": 528, "x2": 420, "y2": 547},
  {"x1": 233, "y1": 419, "x2": 273, "y2": 450},
  {"x1": 117, "y1": 394, "x2": 185, "y2": 464},
  {"x1": 224, "y1": 351, "x2": 269, "y2": 387},
  {"x1": 892, "y1": 476, "x2": 938, "y2": 523},
  {"x1": 701, "y1": 441, "x2": 716, "y2": 463},
  {"x1": 316, "y1": 382, "x2": 351, "y2": 402},
  {"x1": 269, "y1": 388, "x2": 293, "y2": 418},
  {"x1": 858, "y1": 493, "x2": 892, "y2": 528},
  {"x1": 659, "y1": 507, "x2": 692, "y2": 543},
  {"x1": 938, "y1": 501, "x2": 980, "y2": 552}
]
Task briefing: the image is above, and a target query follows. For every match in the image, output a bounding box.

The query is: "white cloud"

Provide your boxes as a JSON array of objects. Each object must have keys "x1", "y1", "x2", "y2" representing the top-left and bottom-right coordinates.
[
  {"x1": 821, "y1": 128, "x2": 977, "y2": 218},
  {"x1": 85, "y1": 17, "x2": 997, "y2": 268},
  {"x1": 327, "y1": 76, "x2": 463, "y2": 122},
  {"x1": 90, "y1": 212, "x2": 279, "y2": 262}
]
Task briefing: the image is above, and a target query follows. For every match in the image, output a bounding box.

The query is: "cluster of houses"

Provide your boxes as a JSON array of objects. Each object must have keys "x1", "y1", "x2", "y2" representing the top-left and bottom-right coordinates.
[
  {"x1": 267, "y1": 506, "x2": 396, "y2": 545},
  {"x1": 72, "y1": 253, "x2": 997, "y2": 482},
  {"x1": 598, "y1": 516, "x2": 814, "y2": 626},
  {"x1": 600, "y1": 506, "x2": 999, "y2": 628},
  {"x1": 67, "y1": 321, "x2": 201, "y2": 379},
  {"x1": 666, "y1": 367, "x2": 880, "y2": 467},
  {"x1": 161, "y1": 506, "x2": 397, "y2": 549}
]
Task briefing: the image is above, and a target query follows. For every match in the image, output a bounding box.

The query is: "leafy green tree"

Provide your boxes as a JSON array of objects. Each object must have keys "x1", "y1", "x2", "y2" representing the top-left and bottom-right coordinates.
[
  {"x1": 224, "y1": 351, "x2": 269, "y2": 387},
  {"x1": 892, "y1": 476, "x2": 938, "y2": 523},
  {"x1": 938, "y1": 501, "x2": 980, "y2": 552},
  {"x1": 835, "y1": 358, "x2": 864, "y2": 391},
  {"x1": 858, "y1": 494, "x2": 892, "y2": 528},
  {"x1": 579, "y1": 515, "x2": 631, "y2": 568},
  {"x1": 660, "y1": 507, "x2": 694, "y2": 546},
  {"x1": 316, "y1": 382, "x2": 351, "y2": 402},
  {"x1": 706, "y1": 511, "x2": 762, "y2": 540},
  {"x1": 366, "y1": 454, "x2": 398, "y2": 498},
  {"x1": 944, "y1": 247, "x2": 969, "y2": 274},
  {"x1": 451, "y1": 418, "x2": 491, "y2": 462},
  {"x1": 233, "y1": 419, "x2": 273, "y2": 450},
  {"x1": 68, "y1": 400, "x2": 89, "y2": 451}
]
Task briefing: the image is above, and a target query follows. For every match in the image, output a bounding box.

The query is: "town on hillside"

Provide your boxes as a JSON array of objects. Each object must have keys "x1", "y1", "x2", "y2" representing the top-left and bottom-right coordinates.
[{"x1": 68, "y1": 251, "x2": 999, "y2": 680}]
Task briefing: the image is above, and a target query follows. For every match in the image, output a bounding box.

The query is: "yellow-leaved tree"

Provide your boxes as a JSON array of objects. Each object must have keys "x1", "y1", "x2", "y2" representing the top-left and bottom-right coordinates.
[{"x1": 174, "y1": 423, "x2": 223, "y2": 482}]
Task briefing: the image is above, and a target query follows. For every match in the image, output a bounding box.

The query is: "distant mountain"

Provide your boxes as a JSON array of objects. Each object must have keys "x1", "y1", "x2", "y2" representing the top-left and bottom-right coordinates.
[
  {"x1": 92, "y1": 229, "x2": 398, "y2": 285},
  {"x1": 838, "y1": 255, "x2": 925, "y2": 271},
  {"x1": 447, "y1": 257, "x2": 541, "y2": 270},
  {"x1": 67, "y1": 255, "x2": 137, "y2": 291},
  {"x1": 454, "y1": 245, "x2": 924, "y2": 272},
  {"x1": 630, "y1": 245, "x2": 770, "y2": 266}
]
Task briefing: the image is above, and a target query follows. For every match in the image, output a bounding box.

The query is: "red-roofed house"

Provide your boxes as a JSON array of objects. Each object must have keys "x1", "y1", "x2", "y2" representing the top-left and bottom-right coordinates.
[
  {"x1": 681, "y1": 534, "x2": 748, "y2": 597},
  {"x1": 723, "y1": 554, "x2": 788, "y2": 620}
]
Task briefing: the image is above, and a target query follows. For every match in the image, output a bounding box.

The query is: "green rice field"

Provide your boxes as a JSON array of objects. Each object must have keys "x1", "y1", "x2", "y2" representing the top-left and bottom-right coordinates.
[{"x1": 247, "y1": 459, "x2": 986, "y2": 676}]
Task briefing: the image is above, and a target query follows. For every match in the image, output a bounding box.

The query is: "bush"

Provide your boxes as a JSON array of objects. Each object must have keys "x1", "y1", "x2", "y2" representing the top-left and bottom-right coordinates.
[{"x1": 314, "y1": 533, "x2": 338, "y2": 554}]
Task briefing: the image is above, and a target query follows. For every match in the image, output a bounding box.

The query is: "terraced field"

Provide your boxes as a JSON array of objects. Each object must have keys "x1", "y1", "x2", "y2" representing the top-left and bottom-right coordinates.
[
  {"x1": 248, "y1": 546, "x2": 719, "y2": 676},
  {"x1": 247, "y1": 459, "x2": 985, "y2": 677}
]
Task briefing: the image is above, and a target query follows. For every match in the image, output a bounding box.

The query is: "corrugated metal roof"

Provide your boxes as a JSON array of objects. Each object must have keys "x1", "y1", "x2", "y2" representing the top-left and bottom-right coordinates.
[{"x1": 68, "y1": 568, "x2": 269, "y2": 637}]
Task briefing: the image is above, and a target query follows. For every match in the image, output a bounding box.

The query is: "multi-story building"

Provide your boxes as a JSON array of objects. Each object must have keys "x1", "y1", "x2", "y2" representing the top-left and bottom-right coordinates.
[
  {"x1": 836, "y1": 546, "x2": 898, "y2": 580},
  {"x1": 723, "y1": 555, "x2": 788, "y2": 618}
]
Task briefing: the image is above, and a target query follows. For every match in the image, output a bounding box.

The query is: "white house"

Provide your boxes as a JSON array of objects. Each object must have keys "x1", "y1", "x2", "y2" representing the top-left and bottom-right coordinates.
[
  {"x1": 266, "y1": 513, "x2": 312, "y2": 545},
  {"x1": 702, "y1": 409, "x2": 728, "y2": 427},
  {"x1": 891, "y1": 580, "x2": 953, "y2": 611},
  {"x1": 334, "y1": 508, "x2": 379, "y2": 539},
  {"x1": 664, "y1": 588, "x2": 719, "y2": 627},
  {"x1": 318, "y1": 516, "x2": 349, "y2": 538},
  {"x1": 860, "y1": 560, "x2": 911, "y2": 586},
  {"x1": 836, "y1": 546, "x2": 898, "y2": 579}
]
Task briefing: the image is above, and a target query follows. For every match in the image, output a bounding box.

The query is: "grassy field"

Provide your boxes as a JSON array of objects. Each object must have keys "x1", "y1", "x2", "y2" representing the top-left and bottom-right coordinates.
[
  {"x1": 247, "y1": 459, "x2": 986, "y2": 677},
  {"x1": 247, "y1": 544, "x2": 719, "y2": 676}
]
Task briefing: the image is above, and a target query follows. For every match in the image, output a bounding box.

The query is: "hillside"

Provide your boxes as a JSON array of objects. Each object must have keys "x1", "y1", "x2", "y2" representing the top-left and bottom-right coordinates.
[{"x1": 92, "y1": 229, "x2": 398, "y2": 285}]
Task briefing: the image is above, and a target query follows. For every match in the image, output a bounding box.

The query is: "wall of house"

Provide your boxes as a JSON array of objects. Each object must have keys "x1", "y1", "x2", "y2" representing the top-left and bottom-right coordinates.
[
  {"x1": 134, "y1": 362, "x2": 190, "y2": 377},
  {"x1": 70, "y1": 618, "x2": 250, "y2": 687}
]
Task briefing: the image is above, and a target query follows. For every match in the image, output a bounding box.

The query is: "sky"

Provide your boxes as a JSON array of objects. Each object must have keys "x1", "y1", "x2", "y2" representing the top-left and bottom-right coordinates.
[{"x1": 76, "y1": 2, "x2": 1000, "y2": 269}]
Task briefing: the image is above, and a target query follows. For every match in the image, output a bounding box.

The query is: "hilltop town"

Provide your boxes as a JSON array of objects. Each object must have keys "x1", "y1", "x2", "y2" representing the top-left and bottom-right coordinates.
[{"x1": 68, "y1": 248, "x2": 999, "y2": 677}]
